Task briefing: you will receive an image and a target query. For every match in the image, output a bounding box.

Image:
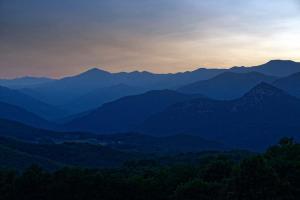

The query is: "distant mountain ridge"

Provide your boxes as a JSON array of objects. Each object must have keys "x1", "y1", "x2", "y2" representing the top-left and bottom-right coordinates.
[
  {"x1": 0, "y1": 86, "x2": 66, "y2": 120},
  {"x1": 0, "y1": 102, "x2": 51, "y2": 128},
  {"x1": 230, "y1": 60, "x2": 300, "y2": 77},
  {"x1": 139, "y1": 83, "x2": 300, "y2": 150},
  {"x1": 273, "y1": 72, "x2": 300, "y2": 98},
  {"x1": 65, "y1": 90, "x2": 203, "y2": 133},
  {"x1": 3, "y1": 60, "x2": 299, "y2": 108},
  {"x1": 178, "y1": 72, "x2": 277, "y2": 99},
  {"x1": 0, "y1": 76, "x2": 53, "y2": 89}
]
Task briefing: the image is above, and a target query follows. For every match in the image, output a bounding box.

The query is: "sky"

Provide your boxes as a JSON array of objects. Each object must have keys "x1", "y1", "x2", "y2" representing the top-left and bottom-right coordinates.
[{"x1": 1, "y1": 0, "x2": 300, "y2": 78}]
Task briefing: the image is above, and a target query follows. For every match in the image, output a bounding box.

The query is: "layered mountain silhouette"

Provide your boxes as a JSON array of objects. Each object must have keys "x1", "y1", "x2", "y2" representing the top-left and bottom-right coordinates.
[
  {"x1": 178, "y1": 72, "x2": 277, "y2": 99},
  {"x1": 0, "y1": 76, "x2": 53, "y2": 89},
  {"x1": 65, "y1": 90, "x2": 203, "y2": 133},
  {"x1": 1, "y1": 60, "x2": 300, "y2": 152},
  {"x1": 19, "y1": 68, "x2": 222, "y2": 106},
  {"x1": 140, "y1": 83, "x2": 300, "y2": 150},
  {"x1": 230, "y1": 60, "x2": 300, "y2": 76},
  {"x1": 273, "y1": 72, "x2": 300, "y2": 98},
  {"x1": 9, "y1": 60, "x2": 299, "y2": 107},
  {"x1": 0, "y1": 103, "x2": 51, "y2": 128},
  {"x1": 64, "y1": 84, "x2": 147, "y2": 114},
  {"x1": 0, "y1": 86, "x2": 65, "y2": 120}
]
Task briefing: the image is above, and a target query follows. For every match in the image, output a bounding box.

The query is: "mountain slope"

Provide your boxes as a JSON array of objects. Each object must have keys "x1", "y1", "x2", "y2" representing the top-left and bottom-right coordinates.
[
  {"x1": 178, "y1": 72, "x2": 277, "y2": 99},
  {"x1": 0, "y1": 102, "x2": 52, "y2": 129},
  {"x1": 0, "y1": 86, "x2": 65, "y2": 120},
  {"x1": 17, "y1": 60, "x2": 300, "y2": 107},
  {"x1": 0, "y1": 118, "x2": 96, "y2": 143},
  {"x1": 273, "y1": 72, "x2": 300, "y2": 98},
  {"x1": 230, "y1": 60, "x2": 300, "y2": 77},
  {"x1": 0, "y1": 76, "x2": 53, "y2": 89},
  {"x1": 64, "y1": 84, "x2": 147, "y2": 114},
  {"x1": 25, "y1": 68, "x2": 221, "y2": 105},
  {"x1": 65, "y1": 90, "x2": 203, "y2": 133},
  {"x1": 140, "y1": 83, "x2": 300, "y2": 150},
  {"x1": 0, "y1": 137, "x2": 136, "y2": 169}
]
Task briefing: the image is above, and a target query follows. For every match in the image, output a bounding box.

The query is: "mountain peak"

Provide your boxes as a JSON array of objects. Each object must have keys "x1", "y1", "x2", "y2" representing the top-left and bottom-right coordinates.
[
  {"x1": 80, "y1": 68, "x2": 111, "y2": 76},
  {"x1": 266, "y1": 59, "x2": 296, "y2": 64},
  {"x1": 243, "y1": 82, "x2": 285, "y2": 99}
]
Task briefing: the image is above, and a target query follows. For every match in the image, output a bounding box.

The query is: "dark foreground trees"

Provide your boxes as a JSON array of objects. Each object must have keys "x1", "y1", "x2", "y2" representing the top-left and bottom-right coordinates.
[{"x1": 1, "y1": 138, "x2": 300, "y2": 200}]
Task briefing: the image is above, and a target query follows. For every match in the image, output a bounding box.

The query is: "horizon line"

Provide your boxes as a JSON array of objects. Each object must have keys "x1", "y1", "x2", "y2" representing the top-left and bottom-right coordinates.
[{"x1": 0, "y1": 59, "x2": 298, "y2": 80}]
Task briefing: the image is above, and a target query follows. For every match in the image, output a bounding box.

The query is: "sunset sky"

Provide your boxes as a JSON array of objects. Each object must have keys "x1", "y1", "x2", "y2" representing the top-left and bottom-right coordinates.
[{"x1": 1, "y1": 0, "x2": 300, "y2": 78}]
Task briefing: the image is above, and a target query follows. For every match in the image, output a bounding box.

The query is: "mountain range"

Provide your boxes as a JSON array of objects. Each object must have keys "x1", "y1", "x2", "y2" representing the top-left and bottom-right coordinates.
[
  {"x1": 1, "y1": 60, "x2": 300, "y2": 154},
  {"x1": 0, "y1": 118, "x2": 224, "y2": 170},
  {"x1": 140, "y1": 83, "x2": 300, "y2": 150},
  {"x1": 0, "y1": 86, "x2": 65, "y2": 120},
  {"x1": 177, "y1": 72, "x2": 277, "y2": 99},
  {"x1": 65, "y1": 90, "x2": 203, "y2": 133},
  {"x1": 4, "y1": 60, "x2": 300, "y2": 109}
]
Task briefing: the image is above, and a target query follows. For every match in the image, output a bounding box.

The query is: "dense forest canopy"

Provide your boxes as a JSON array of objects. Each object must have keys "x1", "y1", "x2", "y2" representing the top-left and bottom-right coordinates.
[{"x1": 1, "y1": 138, "x2": 300, "y2": 200}]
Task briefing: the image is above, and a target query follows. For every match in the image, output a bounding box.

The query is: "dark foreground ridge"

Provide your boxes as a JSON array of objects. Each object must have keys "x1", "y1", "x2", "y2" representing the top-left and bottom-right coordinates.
[{"x1": 0, "y1": 138, "x2": 299, "y2": 200}]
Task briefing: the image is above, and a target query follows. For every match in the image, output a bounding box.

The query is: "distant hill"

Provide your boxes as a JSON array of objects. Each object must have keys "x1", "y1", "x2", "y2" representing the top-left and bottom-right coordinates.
[
  {"x1": 140, "y1": 83, "x2": 300, "y2": 150},
  {"x1": 0, "y1": 76, "x2": 53, "y2": 89},
  {"x1": 0, "y1": 118, "x2": 224, "y2": 154},
  {"x1": 0, "y1": 102, "x2": 52, "y2": 129},
  {"x1": 0, "y1": 86, "x2": 66, "y2": 120},
  {"x1": 9, "y1": 60, "x2": 300, "y2": 108},
  {"x1": 65, "y1": 90, "x2": 203, "y2": 133},
  {"x1": 63, "y1": 84, "x2": 147, "y2": 114},
  {"x1": 230, "y1": 60, "x2": 300, "y2": 77},
  {"x1": 273, "y1": 72, "x2": 300, "y2": 98},
  {"x1": 21, "y1": 68, "x2": 221, "y2": 105},
  {"x1": 178, "y1": 72, "x2": 277, "y2": 99},
  {"x1": 0, "y1": 143, "x2": 63, "y2": 171},
  {"x1": 0, "y1": 118, "x2": 94, "y2": 143},
  {"x1": 94, "y1": 132, "x2": 225, "y2": 154},
  {"x1": 0, "y1": 137, "x2": 137, "y2": 170}
]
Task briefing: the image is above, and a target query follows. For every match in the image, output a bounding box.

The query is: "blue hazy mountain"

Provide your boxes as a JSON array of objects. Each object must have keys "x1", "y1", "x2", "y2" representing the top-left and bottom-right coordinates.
[
  {"x1": 178, "y1": 72, "x2": 277, "y2": 99},
  {"x1": 65, "y1": 90, "x2": 203, "y2": 133},
  {"x1": 9, "y1": 60, "x2": 300, "y2": 108},
  {"x1": 140, "y1": 83, "x2": 300, "y2": 150},
  {"x1": 0, "y1": 86, "x2": 66, "y2": 120},
  {"x1": 0, "y1": 102, "x2": 51, "y2": 128},
  {"x1": 21, "y1": 68, "x2": 222, "y2": 106},
  {"x1": 0, "y1": 76, "x2": 53, "y2": 89},
  {"x1": 273, "y1": 72, "x2": 300, "y2": 98},
  {"x1": 230, "y1": 60, "x2": 300, "y2": 77},
  {"x1": 63, "y1": 84, "x2": 147, "y2": 114}
]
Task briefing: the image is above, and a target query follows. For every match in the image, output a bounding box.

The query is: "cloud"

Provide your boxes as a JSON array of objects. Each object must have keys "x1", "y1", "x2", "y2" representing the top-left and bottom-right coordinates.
[{"x1": 0, "y1": 0, "x2": 300, "y2": 77}]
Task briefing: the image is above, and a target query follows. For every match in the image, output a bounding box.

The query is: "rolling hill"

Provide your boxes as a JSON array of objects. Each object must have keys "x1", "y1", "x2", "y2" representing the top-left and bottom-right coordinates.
[{"x1": 0, "y1": 136, "x2": 137, "y2": 170}]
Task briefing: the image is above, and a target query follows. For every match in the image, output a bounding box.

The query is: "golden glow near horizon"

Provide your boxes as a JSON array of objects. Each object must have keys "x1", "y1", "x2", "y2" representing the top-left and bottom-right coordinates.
[{"x1": 0, "y1": 0, "x2": 300, "y2": 78}]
